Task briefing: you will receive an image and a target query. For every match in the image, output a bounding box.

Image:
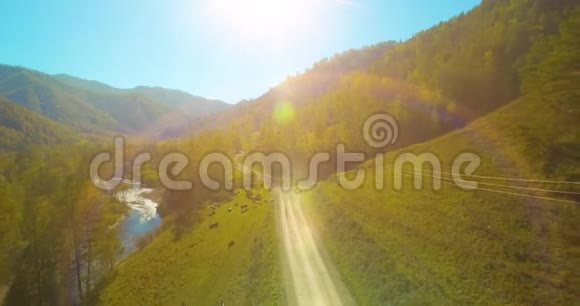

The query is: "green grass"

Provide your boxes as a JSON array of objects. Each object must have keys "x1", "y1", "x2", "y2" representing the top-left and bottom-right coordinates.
[
  {"x1": 303, "y1": 94, "x2": 579, "y2": 305},
  {"x1": 99, "y1": 189, "x2": 283, "y2": 305}
]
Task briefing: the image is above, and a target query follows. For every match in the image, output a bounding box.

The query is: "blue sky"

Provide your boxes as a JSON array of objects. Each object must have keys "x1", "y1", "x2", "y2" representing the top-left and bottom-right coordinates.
[{"x1": 0, "y1": 0, "x2": 479, "y2": 103}]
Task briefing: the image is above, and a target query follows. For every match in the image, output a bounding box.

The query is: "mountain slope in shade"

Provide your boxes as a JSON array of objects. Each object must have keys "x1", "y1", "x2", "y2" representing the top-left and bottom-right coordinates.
[
  {"x1": 54, "y1": 73, "x2": 230, "y2": 138},
  {"x1": 52, "y1": 73, "x2": 118, "y2": 93},
  {"x1": 0, "y1": 65, "x2": 121, "y2": 133},
  {"x1": 0, "y1": 96, "x2": 80, "y2": 150},
  {"x1": 0, "y1": 65, "x2": 229, "y2": 136},
  {"x1": 54, "y1": 74, "x2": 229, "y2": 112}
]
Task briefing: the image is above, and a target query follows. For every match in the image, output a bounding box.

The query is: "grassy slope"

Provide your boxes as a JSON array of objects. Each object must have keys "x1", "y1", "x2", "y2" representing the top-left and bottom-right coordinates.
[
  {"x1": 303, "y1": 93, "x2": 579, "y2": 305},
  {"x1": 99, "y1": 189, "x2": 283, "y2": 305}
]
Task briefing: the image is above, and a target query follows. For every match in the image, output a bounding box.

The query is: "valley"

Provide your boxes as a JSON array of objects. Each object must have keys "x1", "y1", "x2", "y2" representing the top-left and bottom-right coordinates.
[{"x1": 0, "y1": 0, "x2": 578, "y2": 305}]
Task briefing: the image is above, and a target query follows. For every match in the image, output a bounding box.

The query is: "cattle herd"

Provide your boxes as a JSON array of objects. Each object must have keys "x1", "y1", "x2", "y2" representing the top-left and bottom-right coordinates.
[{"x1": 206, "y1": 190, "x2": 272, "y2": 249}]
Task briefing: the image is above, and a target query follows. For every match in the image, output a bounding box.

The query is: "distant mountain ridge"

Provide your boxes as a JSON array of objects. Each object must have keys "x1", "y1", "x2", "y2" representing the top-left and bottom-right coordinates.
[
  {"x1": 54, "y1": 74, "x2": 227, "y2": 110},
  {"x1": 0, "y1": 64, "x2": 229, "y2": 139}
]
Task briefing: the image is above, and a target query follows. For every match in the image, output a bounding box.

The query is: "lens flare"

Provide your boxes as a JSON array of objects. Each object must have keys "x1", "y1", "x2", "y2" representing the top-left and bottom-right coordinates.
[{"x1": 273, "y1": 101, "x2": 295, "y2": 125}]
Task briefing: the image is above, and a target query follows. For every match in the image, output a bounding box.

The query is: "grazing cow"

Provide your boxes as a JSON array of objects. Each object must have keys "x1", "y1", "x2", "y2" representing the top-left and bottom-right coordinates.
[
  {"x1": 228, "y1": 241, "x2": 235, "y2": 248},
  {"x1": 240, "y1": 204, "x2": 248, "y2": 214},
  {"x1": 228, "y1": 207, "x2": 232, "y2": 212},
  {"x1": 209, "y1": 222, "x2": 219, "y2": 229}
]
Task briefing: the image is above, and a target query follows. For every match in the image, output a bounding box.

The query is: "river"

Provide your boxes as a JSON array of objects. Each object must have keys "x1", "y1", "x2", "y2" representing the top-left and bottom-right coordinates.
[{"x1": 115, "y1": 181, "x2": 162, "y2": 256}]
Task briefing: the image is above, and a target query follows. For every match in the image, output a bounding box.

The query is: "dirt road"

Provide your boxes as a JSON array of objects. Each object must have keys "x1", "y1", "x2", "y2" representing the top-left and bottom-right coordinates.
[{"x1": 276, "y1": 190, "x2": 354, "y2": 306}]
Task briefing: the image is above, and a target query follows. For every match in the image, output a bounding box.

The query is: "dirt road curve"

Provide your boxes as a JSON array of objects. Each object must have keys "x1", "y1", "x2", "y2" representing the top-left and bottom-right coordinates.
[{"x1": 277, "y1": 190, "x2": 354, "y2": 306}]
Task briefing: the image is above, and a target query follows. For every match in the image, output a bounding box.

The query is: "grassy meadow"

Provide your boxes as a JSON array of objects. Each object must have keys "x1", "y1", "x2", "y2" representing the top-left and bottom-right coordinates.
[
  {"x1": 303, "y1": 94, "x2": 579, "y2": 305},
  {"x1": 99, "y1": 189, "x2": 283, "y2": 305}
]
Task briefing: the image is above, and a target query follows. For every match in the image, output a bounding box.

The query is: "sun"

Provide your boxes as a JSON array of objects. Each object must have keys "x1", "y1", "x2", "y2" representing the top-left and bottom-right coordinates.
[{"x1": 201, "y1": 0, "x2": 328, "y2": 44}]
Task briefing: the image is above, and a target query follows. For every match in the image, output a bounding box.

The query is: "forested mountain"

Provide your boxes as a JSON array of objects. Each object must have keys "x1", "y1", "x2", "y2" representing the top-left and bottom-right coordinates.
[
  {"x1": 0, "y1": 65, "x2": 229, "y2": 136},
  {"x1": 0, "y1": 65, "x2": 122, "y2": 133},
  {"x1": 52, "y1": 74, "x2": 119, "y2": 93},
  {"x1": 305, "y1": 9, "x2": 580, "y2": 303},
  {"x1": 148, "y1": 0, "x2": 579, "y2": 221},
  {"x1": 0, "y1": 96, "x2": 81, "y2": 150},
  {"x1": 189, "y1": 0, "x2": 577, "y2": 155},
  {"x1": 370, "y1": 0, "x2": 578, "y2": 112},
  {"x1": 54, "y1": 74, "x2": 229, "y2": 114}
]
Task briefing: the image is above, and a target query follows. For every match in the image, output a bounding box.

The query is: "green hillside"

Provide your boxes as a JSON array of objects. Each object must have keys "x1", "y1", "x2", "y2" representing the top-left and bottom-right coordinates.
[
  {"x1": 302, "y1": 8, "x2": 580, "y2": 304},
  {"x1": 99, "y1": 189, "x2": 283, "y2": 305},
  {"x1": 304, "y1": 91, "x2": 579, "y2": 304},
  {"x1": 0, "y1": 96, "x2": 80, "y2": 150}
]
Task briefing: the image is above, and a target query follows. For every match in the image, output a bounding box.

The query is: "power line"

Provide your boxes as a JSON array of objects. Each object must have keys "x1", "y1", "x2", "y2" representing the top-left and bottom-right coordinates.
[
  {"x1": 389, "y1": 168, "x2": 579, "y2": 205},
  {"x1": 390, "y1": 166, "x2": 580, "y2": 185},
  {"x1": 440, "y1": 180, "x2": 579, "y2": 205},
  {"x1": 397, "y1": 169, "x2": 580, "y2": 196}
]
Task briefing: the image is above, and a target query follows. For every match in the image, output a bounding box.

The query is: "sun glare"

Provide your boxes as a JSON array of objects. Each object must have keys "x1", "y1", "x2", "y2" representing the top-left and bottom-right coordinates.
[
  {"x1": 273, "y1": 100, "x2": 296, "y2": 125},
  {"x1": 201, "y1": 0, "x2": 336, "y2": 44}
]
